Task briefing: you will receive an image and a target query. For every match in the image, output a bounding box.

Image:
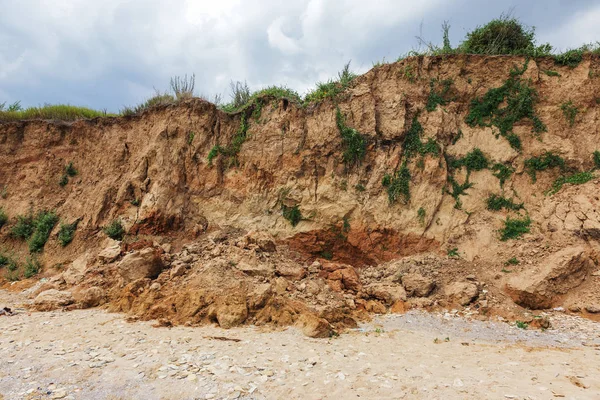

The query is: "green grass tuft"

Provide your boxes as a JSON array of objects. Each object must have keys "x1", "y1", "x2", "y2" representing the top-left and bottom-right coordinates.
[
  {"x1": 0, "y1": 208, "x2": 7, "y2": 229},
  {"x1": 0, "y1": 104, "x2": 115, "y2": 122},
  {"x1": 417, "y1": 207, "x2": 426, "y2": 225},
  {"x1": 28, "y1": 211, "x2": 59, "y2": 253},
  {"x1": 304, "y1": 62, "x2": 357, "y2": 104},
  {"x1": 594, "y1": 151, "x2": 600, "y2": 170},
  {"x1": 491, "y1": 163, "x2": 514, "y2": 187},
  {"x1": 459, "y1": 14, "x2": 536, "y2": 55},
  {"x1": 384, "y1": 163, "x2": 411, "y2": 204},
  {"x1": 505, "y1": 257, "x2": 520, "y2": 266},
  {"x1": 11, "y1": 213, "x2": 35, "y2": 240},
  {"x1": 103, "y1": 219, "x2": 125, "y2": 241},
  {"x1": 548, "y1": 171, "x2": 594, "y2": 195},
  {"x1": 543, "y1": 70, "x2": 560, "y2": 77},
  {"x1": 23, "y1": 256, "x2": 42, "y2": 279},
  {"x1": 58, "y1": 221, "x2": 78, "y2": 247},
  {"x1": 486, "y1": 194, "x2": 524, "y2": 211},
  {"x1": 426, "y1": 78, "x2": 454, "y2": 112},
  {"x1": 282, "y1": 205, "x2": 302, "y2": 227},
  {"x1": 500, "y1": 216, "x2": 531, "y2": 241}
]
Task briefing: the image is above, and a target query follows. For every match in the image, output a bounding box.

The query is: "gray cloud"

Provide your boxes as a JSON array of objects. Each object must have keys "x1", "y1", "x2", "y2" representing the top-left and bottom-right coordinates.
[{"x1": 0, "y1": 0, "x2": 597, "y2": 112}]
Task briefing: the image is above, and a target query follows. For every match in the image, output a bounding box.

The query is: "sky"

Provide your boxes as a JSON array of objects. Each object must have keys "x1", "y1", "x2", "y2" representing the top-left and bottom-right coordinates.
[{"x1": 1, "y1": 0, "x2": 599, "y2": 112}]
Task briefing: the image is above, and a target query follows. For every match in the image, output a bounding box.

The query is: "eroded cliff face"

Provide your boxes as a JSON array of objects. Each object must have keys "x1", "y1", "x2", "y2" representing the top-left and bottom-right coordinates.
[{"x1": 1, "y1": 55, "x2": 600, "y2": 334}]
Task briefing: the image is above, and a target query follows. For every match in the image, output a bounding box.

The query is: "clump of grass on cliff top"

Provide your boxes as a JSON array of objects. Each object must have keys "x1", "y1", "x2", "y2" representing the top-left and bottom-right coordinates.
[
  {"x1": 335, "y1": 108, "x2": 366, "y2": 166},
  {"x1": 220, "y1": 82, "x2": 301, "y2": 113},
  {"x1": 304, "y1": 61, "x2": 357, "y2": 104},
  {"x1": 0, "y1": 103, "x2": 114, "y2": 122}
]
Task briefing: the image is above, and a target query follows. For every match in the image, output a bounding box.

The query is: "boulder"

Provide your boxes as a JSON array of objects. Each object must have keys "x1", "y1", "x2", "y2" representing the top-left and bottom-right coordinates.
[
  {"x1": 444, "y1": 281, "x2": 479, "y2": 306},
  {"x1": 275, "y1": 263, "x2": 307, "y2": 280},
  {"x1": 364, "y1": 283, "x2": 407, "y2": 305},
  {"x1": 33, "y1": 290, "x2": 74, "y2": 311},
  {"x1": 296, "y1": 314, "x2": 332, "y2": 338},
  {"x1": 327, "y1": 266, "x2": 362, "y2": 292},
  {"x1": 169, "y1": 263, "x2": 187, "y2": 279},
  {"x1": 116, "y1": 248, "x2": 164, "y2": 283},
  {"x1": 97, "y1": 243, "x2": 122, "y2": 263},
  {"x1": 235, "y1": 261, "x2": 274, "y2": 277},
  {"x1": 214, "y1": 300, "x2": 248, "y2": 329},
  {"x1": 506, "y1": 246, "x2": 593, "y2": 309},
  {"x1": 77, "y1": 286, "x2": 106, "y2": 308},
  {"x1": 401, "y1": 273, "x2": 435, "y2": 297},
  {"x1": 63, "y1": 252, "x2": 92, "y2": 286}
]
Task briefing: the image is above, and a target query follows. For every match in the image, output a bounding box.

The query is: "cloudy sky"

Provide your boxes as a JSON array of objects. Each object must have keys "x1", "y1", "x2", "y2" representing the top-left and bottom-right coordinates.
[{"x1": 1, "y1": 0, "x2": 599, "y2": 112}]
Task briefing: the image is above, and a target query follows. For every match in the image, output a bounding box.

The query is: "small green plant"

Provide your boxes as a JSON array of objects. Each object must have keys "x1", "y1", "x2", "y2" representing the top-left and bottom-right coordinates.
[
  {"x1": 58, "y1": 221, "x2": 78, "y2": 247},
  {"x1": 505, "y1": 257, "x2": 520, "y2": 266},
  {"x1": 28, "y1": 211, "x2": 59, "y2": 253},
  {"x1": 486, "y1": 194, "x2": 524, "y2": 211},
  {"x1": 23, "y1": 256, "x2": 42, "y2": 279},
  {"x1": 354, "y1": 183, "x2": 366, "y2": 192},
  {"x1": 320, "y1": 249, "x2": 333, "y2": 260},
  {"x1": 10, "y1": 213, "x2": 35, "y2": 239},
  {"x1": 342, "y1": 216, "x2": 351, "y2": 234},
  {"x1": 0, "y1": 207, "x2": 7, "y2": 229},
  {"x1": 304, "y1": 61, "x2": 357, "y2": 104},
  {"x1": 515, "y1": 321, "x2": 528, "y2": 329},
  {"x1": 447, "y1": 248, "x2": 459, "y2": 258},
  {"x1": 188, "y1": 131, "x2": 195, "y2": 145},
  {"x1": 548, "y1": 171, "x2": 594, "y2": 195},
  {"x1": 500, "y1": 216, "x2": 531, "y2": 241},
  {"x1": 560, "y1": 100, "x2": 578, "y2": 127},
  {"x1": 64, "y1": 162, "x2": 77, "y2": 177},
  {"x1": 130, "y1": 198, "x2": 140, "y2": 207},
  {"x1": 543, "y1": 70, "x2": 560, "y2": 77},
  {"x1": 553, "y1": 48, "x2": 584, "y2": 68},
  {"x1": 383, "y1": 163, "x2": 411, "y2": 204},
  {"x1": 447, "y1": 175, "x2": 473, "y2": 209},
  {"x1": 417, "y1": 207, "x2": 426, "y2": 225},
  {"x1": 594, "y1": 151, "x2": 600, "y2": 169},
  {"x1": 207, "y1": 145, "x2": 220, "y2": 165},
  {"x1": 524, "y1": 152, "x2": 566, "y2": 182},
  {"x1": 491, "y1": 163, "x2": 514, "y2": 187},
  {"x1": 103, "y1": 219, "x2": 125, "y2": 241},
  {"x1": 282, "y1": 205, "x2": 302, "y2": 227},
  {"x1": 501, "y1": 268, "x2": 512, "y2": 273},
  {"x1": 208, "y1": 113, "x2": 250, "y2": 166},
  {"x1": 59, "y1": 174, "x2": 69, "y2": 187},
  {"x1": 426, "y1": 78, "x2": 454, "y2": 112},
  {"x1": 335, "y1": 108, "x2": 366, "y2": 166}
]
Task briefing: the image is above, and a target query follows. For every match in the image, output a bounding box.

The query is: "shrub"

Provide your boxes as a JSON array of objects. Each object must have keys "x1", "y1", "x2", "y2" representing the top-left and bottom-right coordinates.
[
  {"x1": 23, "y1": 256, "x2": 42, "y2": 278},
  {"x1": 463, "y1": 148, "x2": 488, "y2": 172},
  {"x1": 524, "y1": 152, "x2": 566, "y2": 182},
  {"x1": 103, "y1": 219, "x2": 125, "y2": 241},
  {"x1": 553, "y1": 48, "x2": 584, "y2": 68},
  {"x1": 11, "y1": 213, "x2": 35, "y2": 239},
  {"x1": 486, "y1": 194, "x2": 524, "y2": 211},
  {"x1": 0, "y1": 207, "x2": 7, "y2": 229},
  {"x1": 58, "y1": 221, "x2": 78, "y2": 247},
  {"x1": 121, "y1": 91, "x2": 176, "y2": 115},
  {"x1": 548, "y1": 171, "x2": 594, "y2": 195},
  {"x1": 304, "y1": 61, "x2": 357, "y2": 104},
  {"x1": 500, "y1": 216, "x2": 531, "y2": 241},
  {"x1": 459, "y1": 15, "x2": 536, "y2": 55},
  {"x1": 223, "y1": 80, "x2": 251, "y2": 111},
  {"x1": 64, "y1": 162, "x2": 77, "y2": 177},
  {"x1": 170, "y1": 74, "x2": 195, "y2": 100},
  {"x1": 384, "y1": 163, "x2": 411, "y2": 204},
  {"x1": 426, "y1": 79, "x2": 454, "y2": 112},
  {"x1": 594, "y1": 151, "x2": 600, "y2": 169},
  {"x1": 491, "y1": 163, "x2": 514, "y2": 187},
  {"x1": 282, "y1": 205, "x2": 302, "y2": 227},
  {"x1": 28, "y1": 211, "x2": 59, "y2": 253},
  {"x1": 560, "y1": 101, "x2": 578, "y2": 127},
  {"x1": 59, "y1": 174, "x2": 69, "y2": 187},
  {"x1": 335, "y1": 108, "x2": 367, "y2": 166}
]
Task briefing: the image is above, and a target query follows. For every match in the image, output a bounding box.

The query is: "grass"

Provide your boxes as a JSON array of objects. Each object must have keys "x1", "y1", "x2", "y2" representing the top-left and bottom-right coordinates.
[
  {"x1": 0, "y1": 207, "x2": 7, "y2": 229},
  {"x1": 447, "y1": 248, "x2": 459, "y2": 258},
  {"x1": 560, "y1": 100, "x2": 578, "y2": 127},
  {"x1": 491, "y1": 163, "x2": 514, "y2": 187},
  {"x1": 543, "y1": 70, "x2": 561, "y2": 77},
  {"x1": 121, "y1": 92, "x2": 176, "y2": 116},
  {"x1": 207, "y1": 113, "x2": 250, "y2": 166},
  {"x1": 524, "y1": 152, "x2": 566, "y2": 182},
  {"x1": 383, "y1": 163, "x2": 411, "y2": 204},
  {"x1": 335, "y1": 108, "x2": 367, "y2": 166},
  {"x1": 0, "y1": 104, "x2": 115, "y2": 122},
  {"x1": 282, "y1": 205, "x2": 302, "y2": 227},
  {"x1": 58, "y1": 221, "x2": 78, "y2": 247},
  {"x1": 65, "y1": 162, "x2": 77, "y2": 177},
  {"x1": 103, "y1": 219, "x2": 125, "y2": 241},
  {"x1": 304, "y1": 62, "x2": 357, "y2": 104},
  {"x1": 450, "y1": 148, "x2": 489, "y2": 174},
  {"x1": 594, "y1": 151, "x2": 600, "y2": 169},
  {"x1": 28, "y1": 211, "x2": 59, "y2": 253},
  {"x1": 59, "y1": 174, "x2": 69, "y2": 187},
  {"x1": 10, "y1": 213, "x2": 35, "y2": 240},
  {"x1": 548, "y1": 171, "x2": 594, "y2": 195},
  {"x1": 220, "y1": 84, "x2": 301, "y2": 114},
  {"x1": 515, "y1": 321, "x2": 528, "y2": 329},
  {"x1": 417, "y1": 207, "x2": 426, "y2": 225},
  {"x1": 402, "y1": 115, "x2": 440, "y2": 159},
  {"x1": 505, "y1": 257, "x2": 520, "y2": 266},
  {"x1": 465, "y1": 60, "x2": 545, "y2": 151},
  {"x1": 426, "y1": 78, "x2": 454, "y2": 112},
  {"x1": 500, "y1": 216, "x2": 531, "y2": 241},
  {"x1": 458, "y1": 14, "x2": 536, "y2": 55},
  {"x1": 23, "y1": 256, "x2": 42, "y2": 279},
  {"x1": 486, "y1": 194, "x2": 524, "y2": 211}
]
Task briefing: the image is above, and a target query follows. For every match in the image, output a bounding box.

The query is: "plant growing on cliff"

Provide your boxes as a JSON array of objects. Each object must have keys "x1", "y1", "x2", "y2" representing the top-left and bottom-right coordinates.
[
  {"x1": 491, "y1": 163, "x2": 514, "y2": 187},
  {"x1": 383, "y1": 163, "x2": 411, "y2": 204},
  {"x1": 426, "y1": 78, "x2": 454, "y2": 111},
  {"x1": 207, "y1": 113, "x2": 250, "y2": 166},
  {"x1": 447, "y1": 248, "x2": 460, "y2": 258},
  {"x1": 282, "y1": 205, "x2": 302, "y2": 227},
  {"x1": 560, "y1": 100, "x2": 578, "y2": 127},
  {"x1": 28, "y1": 211, "x2": 59, "y2": 253},
  {"x1": 417, "y1": 207, "x2": 426, "y2": 225},
  {"x1": 23, "y1": 256, "x2": 42, "y2": 279},
  {"x1": 103, "y1": 219, "x2": 125, "y2": 241},
  {"x1": 335, "y1": 108, "x2": 366, "y2": 166},
  {"x1": 447, "y1": 175, "x2": 473, "y2": 209},
  {"x1": 594, "y1": 151, "x2": 600, "y2": 169},
  {"x1": 547, "y1": 171, "x2": 594, "y2": 195},
  {"x1": 58, "y1": 221, "x2": 78, "y2": 247},
  {"x1": 486, "y1": 194, "x2": 524, "y2": 211},
  {"x1": 11, "y1": 213, "x2": 35, "y2": 240},
  {"x1": 0, "y1": 208, "x2": 7, "y2": 229},
  {"x1": 500, "y1": 215, "x2": 531, "y2": 241},
  {"x1": 524, "y1": 152, "x2": 566, "y2": 182},
  {"x1": 170, "y1": 74, "x2": 195, "y2": 100},
  {"x1": 65, "y1": 161, "x2": 77, "y2": 177},
  {"x1": 304, "y1": 61, "x2": 357, "y2": 104},
  {"x1": 505, "y1": 257, "x2": 520, "y2": 266}
]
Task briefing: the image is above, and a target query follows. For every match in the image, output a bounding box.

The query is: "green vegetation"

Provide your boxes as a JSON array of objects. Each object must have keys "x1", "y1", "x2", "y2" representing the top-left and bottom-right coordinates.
[
  {"x1": 335, "y1": 108, "x2": 367, "y2": 166},
  {"x1": 65, "y1": 162, "x2": 77, "y2": 177},
  {"x1": 560, "y1": 100, "x2": 578, "y2": 127},
  {"x1": 505, "y1": 257, "x2": 520, "y2": 266},
  {"x1": 354, "y1": 183, "x2": 366, "y2": 192},
  {"x1": 594, "y1": 151, "x2": 600, "y2": 169},
  {"x1": 10, "y1": 213, "x2": 35, "y2": 240},
  {"x1": 465, "y1": 60, "x2": 545, "y2": 151},
  {"x1": 0, "y1": 207, "x2": 7, "y2": 229},
  {"x1": 103, "y1": 219, "x2": 125, "y2": 241},
  {"x1": 23, "y1": 256, "x2": 41, "y2": 279},
  {"x1": 59, "y1": 174, "x2": 69, "y2": 187},
  {"x1": 320, "y1": 250, "x2": 333, "y2": 260},
  {"x1": 553, "y1": 48, "x2": 584, "y2": 68},
  {"x1": 500, "y1": 216, "x2": 531, "y2": 241},
  {"x1": 28, "y1": 211, "x2": 59, "y2": 253},
  {"x1": 402, "y1": 115, "x2": 440, "y2": 159},
  {"x1": 543, "y1": 70, "x2": 560, "y2": 77},
  {"x1": 524, "y1": 152, "x2": 565, "y2": 182},
  {"x1": 447, "y1": 175, "x2": 473, "y2": 209},
  {"x1": 282, "y1": 205, "x2": 302, "y2": 227},
  {"x1": 548, "y1": 171, "x2": 594, "y2": 195},
  {"x1": 417, "y1": 207, "x2": 426, "y2": 225},
  {"x1": 426, "y1": 78, "x2": 454, "y2": 112},
  {"x1": 0, "y1": 104, "x2": 114, "y2": 122},
  {"x1": 515, "y1": 321, "x2": 528, "y2": 329},
  {"x1": 486, "y1": 194, "x2": 524, "y2": 211},
  {"x1": 304, "y1": 62, "x2": 357, "y2": 104},
  {"x1": 491, "y1": 163, "x2": 514, "y2": 187},
  {"x1": 447, "y1": 248, "x2": 459, "y2": 258},
  {"x1": 383, "y1": 163, "x2": 411, "y2": 204},
  {"x1": 220, "y1": 83, "x2": 301, "y2": 113},
  {"x1": 58, "y1": 221, "x2": 78, "y2": 247},
  {"x1": 459, "y1": 14, "x2": 537, "y2": 55},
  {"x1": 121, "y1": 91, "x2": 175, "y2": 116},
  {"x1": 207, "y1": 113, "x2": 250, "y2": 166}
]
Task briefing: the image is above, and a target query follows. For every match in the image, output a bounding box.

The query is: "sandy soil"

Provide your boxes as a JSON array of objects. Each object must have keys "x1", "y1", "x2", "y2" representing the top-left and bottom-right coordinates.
[{"x1": 1, "y1": 289, "x2": 600, "y2": 400}]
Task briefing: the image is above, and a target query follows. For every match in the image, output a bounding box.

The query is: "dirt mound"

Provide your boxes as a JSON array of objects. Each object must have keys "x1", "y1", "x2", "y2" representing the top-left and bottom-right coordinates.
[{"x1": 2, "y1": 54, "x2": 600, "y2": 334}]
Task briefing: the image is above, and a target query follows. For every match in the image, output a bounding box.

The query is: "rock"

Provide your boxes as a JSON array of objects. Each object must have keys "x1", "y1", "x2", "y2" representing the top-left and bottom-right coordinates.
[
  {"x1": 116, "y1": 248, "x2": 164, "y2": 283},
  {"x1": 529, "y1": 315, "x2": 551, "y2": 329},
  {"x1": 33, "y1": 290, "x2": 74, "y2": 311},
  {"x1": 328, "y1": 266, "x2": 362, "y2": 292},
  {"x1": 275, "y1": 263, "x2": 306, "y2": 280},
  {"x1": 401, "y1": 273, "x2": 436, "y2": 297},
  {"x1": 248, "y1": 283, "x2": 272, "y2": 310},
  {"x1": 585, "y1": 305, "x2": 600, "y2": 314},
  {"x1": 63, "y1": 252, "x2": 93, "y2": 286},
  {"x1": 273, "y1": 277, "x2": 289, "y2": 295},
  {"x1": 169, "y1": 264, "x2": 187, "y2": 279},
  {"x1": 365, "y1": 300, "x2": 387, "y2": 314},
  {"x1": 214, "y1": 300, "x2": 248, "y2": 329},
  {"x1": 364, "y1": 283, "x2": 407, "y2": 305},
  {"x1": 506, "y1": 246, "x2": 593, "y2": 309},
  {"x1": 98, "y1": 243, "x2": 122, "y2": 263},
  {"x1": 51, "y1": 389, "x2": 67, "y2": 399},
  {"x1": 77, "y1": 286, "x2": 106, "y2": 308},
  {"x1": 296, "y1": 314, "x2": 332, "y2": 338},
  {"x1": 444, "y1": 281, "x2": 479, "y2": 306},
  {"x1": 235, "y1": 261, "x2": 274, "y2": 277},
  {"x1": 390, "y1": 300, "x2": 408, "y2": 313}
]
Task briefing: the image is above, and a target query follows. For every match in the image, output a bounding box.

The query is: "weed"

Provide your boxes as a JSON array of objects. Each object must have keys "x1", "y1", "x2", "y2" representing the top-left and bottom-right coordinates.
[
  {"x1": 58, "y1": 221, "x2": 78, "y2": 247},
  {"x1": 548, "y1": 171, "x2": 594, "y2": 195},
  {"x1": 515, "y1": 321, "x2": 528, "y2": 329},
  {"x1": 207, "y1": 145, "x2": 220, "y2": 165},
  {"x1": 384, "y1": 163, "x2": 411, "y2": 204},
  {"x1": 447, "y1": 175, "x2": 473, "y2": 209},
  {"x1": 462, "y1": 148, "x2": 488, "y2": 172},
  {"x1": 65, "y1": 162, "x2": 77, "y2": 177},
  {"x1": 170, "y1": 74, "x2": 195, "y2": 100},
  {"x1": 103, "y1": 219, "x2": 125, "y2": 241},
  {"x1": 223, "y1": 80, "x2": 251, "y2": 111},
  {"x1": 399, "y1": 65, "x2": 416, "y2": 83},
  {"x1": 320, "y1": 250, "x2": 333, "y2": 260},
  {"x1": 451, "y1": 129, "x2": 463, "y2": 145},
  {"x1": 305, "y1": 61, "x2": 357, "y2": 104},
  {"x1": 420, "y1": 138, "x2": 440, "y2": 157},
  {"x1": 282, "y1": 205, "x2": 302, "y2": 227},
  {"x1": 491, "y1": 163, "x2": 514, "y2": 187},
  {"x1": 121, "y1": 91, "x2": 176, "y2": 115},
  {"x1": 188, "y1": 131, "x2": 195, "y2": 145},
  {"x1": 23, "y1": 256, "x2": 42, "y2": 278},
  {"x1": 501, "y1": 268, "x2": 512, "y2": 273},
  {"x1": 486, "y1": 194, "x2": 524, "y2": 211},
  {"x1": 448, "y1": 248, "x2": 459, "y2": 258},
  {"x1": 560, "y1": 100, "x2": 578, "y2": 127},
  {"x1": 11, "y1": 213, "x2": 35, "y2": 240},
  {"x1": 59, "y1": 174, "x2": 69, "y2": 187},
  {"x1": 342, "y1": 216, "x2": 351, "y2": 233},
  {"x1": 459, "y1": 14, "x2": 536, "y2": 55},
  {"x1": 417, "y1": 207, "x2": 426, "y2": 225},
  {"x1": 130, "y1": 198, "x2": 140, "y2": 207},
  {"x1": 594, "y1": 151, "x2": 600, "y2": 169},
  {"x1": 524, "y1": 152, "x2": 565, "y2": 182},
  {"x1": 500, "y1": 216, "x2": 531, "y2": 241},
  {"x1": 505, "y1": 257, "x2": 520, "y2": 266},
  {"x1": 0, "y1": 207, "x2": 7, "y2": 229},
  {"x1": 208, "y1": 113, "x2": 250, "y2": 165},
  {"x1": 543, "y1": 70, "x2": 560, "y2": 77},
  {"x1": 354, "y1": 183, "x2": 366, "y2": 192},
  {"x1": 426, "y1": 78, "x2": 454, "y2": 112},
  {"x1": 335, "y1": 108, "x2": 367, "y2": 166},
  {"x1": 553, "y1": 48, "x2": 584, "y2": 68},
  {"x1": 28, "y1": 211, "x2": 59, "y2": 253}
]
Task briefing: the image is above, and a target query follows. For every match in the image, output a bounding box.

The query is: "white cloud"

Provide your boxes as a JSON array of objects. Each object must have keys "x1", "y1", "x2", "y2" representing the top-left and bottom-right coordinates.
[{"x1": 537, "y1": 5, "x2": 600, "y2": 50}]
